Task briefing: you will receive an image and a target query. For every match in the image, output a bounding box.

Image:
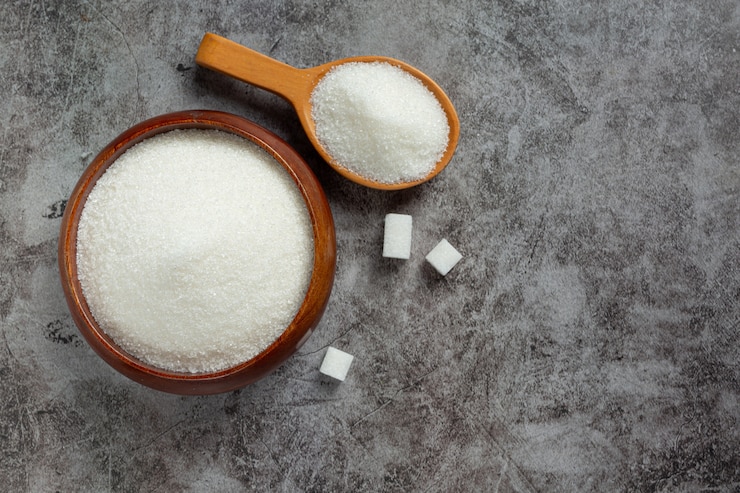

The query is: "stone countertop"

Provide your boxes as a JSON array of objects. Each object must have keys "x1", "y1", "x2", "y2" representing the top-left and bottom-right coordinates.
[{"x1": 1, "y1": 1, "x2": 738, "y2": 491}]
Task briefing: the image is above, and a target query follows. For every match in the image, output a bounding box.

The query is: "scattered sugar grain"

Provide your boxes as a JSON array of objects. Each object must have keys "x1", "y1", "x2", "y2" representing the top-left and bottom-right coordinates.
[
  {"x1": 310, "y1": 61, "x2": 449, "y2": 184},
  {"x1": 319, "y1": 347, "x2": 354, "y2": 381},
  {"x1": 382, "y1": 213, "x2": 413, "y2": 259},
  {"x1": 76, "y1": 129, "x2": 314, "y2": 373},
  {"x1": 425, "y1": 239, "x2": 462, "y2": 276}
]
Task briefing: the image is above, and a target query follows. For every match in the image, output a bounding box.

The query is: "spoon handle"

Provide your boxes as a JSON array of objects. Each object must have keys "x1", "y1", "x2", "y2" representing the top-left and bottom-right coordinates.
[{"x1": 195, "y1": 33, "x2": 311, "y2": 106}]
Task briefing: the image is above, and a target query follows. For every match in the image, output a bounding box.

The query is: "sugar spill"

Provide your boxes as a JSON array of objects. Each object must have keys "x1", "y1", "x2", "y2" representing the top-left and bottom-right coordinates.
[
  {"x1": 310, "y1": 61, "x2": 450, "y2": 184},
  {"x1": 76, "y1": 129, "x2": 314, "y2": 373}
]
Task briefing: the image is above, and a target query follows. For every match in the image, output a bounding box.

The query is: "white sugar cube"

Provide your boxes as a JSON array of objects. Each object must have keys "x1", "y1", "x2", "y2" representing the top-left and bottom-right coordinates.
[
  {"x1": 319, "y1": 347, "x2": 354, "y2": 381},
  {"x1": 425, "y1": 239, "x2": 462, "y2": 275},
  {"x1": 382, "y1": 213, "x2": 413, "y2": 259}
]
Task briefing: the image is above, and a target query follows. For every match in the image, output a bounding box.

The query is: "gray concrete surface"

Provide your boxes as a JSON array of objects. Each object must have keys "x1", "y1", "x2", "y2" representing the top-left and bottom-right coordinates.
[{"x1": 1, "y1": 1, "x2": 738, "y2": 491}]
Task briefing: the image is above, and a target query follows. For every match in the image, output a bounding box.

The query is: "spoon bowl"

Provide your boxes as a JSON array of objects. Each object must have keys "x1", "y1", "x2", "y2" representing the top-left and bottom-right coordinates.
[{"x1": 195, "y1": 33, "x2": 459, "y2": 190}]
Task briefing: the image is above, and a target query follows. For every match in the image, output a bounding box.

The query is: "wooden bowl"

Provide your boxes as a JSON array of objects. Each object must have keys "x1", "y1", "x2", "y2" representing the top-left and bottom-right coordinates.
[{"x1": 58, "y1": 110, "x2": 336, "y2": 395}]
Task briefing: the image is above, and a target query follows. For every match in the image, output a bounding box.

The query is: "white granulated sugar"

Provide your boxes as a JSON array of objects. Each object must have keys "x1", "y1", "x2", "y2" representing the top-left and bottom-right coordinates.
[
  {"x1": 382, "y1": 213, "x2": 413, "y2": 259},
  {"x1": 76, "y1": 129, "x2": 314, "y2": 373},
  {"x1": 310, "y1": 62, "x2": 449, "y2": 184}
]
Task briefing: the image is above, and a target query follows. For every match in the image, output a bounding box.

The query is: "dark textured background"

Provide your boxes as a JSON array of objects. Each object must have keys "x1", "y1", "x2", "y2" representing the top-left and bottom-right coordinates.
[{"x1": 1, "y1": 1, "x2": 738, "y2": 491}]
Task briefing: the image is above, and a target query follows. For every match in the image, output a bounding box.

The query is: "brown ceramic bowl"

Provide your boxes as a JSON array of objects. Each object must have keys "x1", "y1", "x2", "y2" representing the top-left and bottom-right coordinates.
[{"x1": 58, "y1": 110, "x2": 336, "y2": 395}]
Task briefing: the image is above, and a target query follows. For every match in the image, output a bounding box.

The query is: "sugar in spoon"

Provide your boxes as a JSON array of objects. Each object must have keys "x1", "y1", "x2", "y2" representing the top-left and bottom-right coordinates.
[{"x1": 195, "y1": 33, "x2": 459, "y2": 190}]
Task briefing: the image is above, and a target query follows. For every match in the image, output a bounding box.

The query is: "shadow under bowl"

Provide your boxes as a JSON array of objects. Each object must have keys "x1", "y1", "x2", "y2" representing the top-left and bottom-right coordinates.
[{"x1": 58, "y1": 110, "x2": 336, "y2": 395}]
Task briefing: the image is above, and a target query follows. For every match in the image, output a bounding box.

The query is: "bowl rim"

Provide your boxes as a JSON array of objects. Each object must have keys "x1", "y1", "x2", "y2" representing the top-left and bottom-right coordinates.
[{"x1": 58, "y1": 110, "x2": 336, "y2": 395}]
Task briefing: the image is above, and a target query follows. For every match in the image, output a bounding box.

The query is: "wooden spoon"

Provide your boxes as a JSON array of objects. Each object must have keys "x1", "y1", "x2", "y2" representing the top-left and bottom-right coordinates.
[{"x1": 195, "y1": 33, "x2": 459, "y2": 190}]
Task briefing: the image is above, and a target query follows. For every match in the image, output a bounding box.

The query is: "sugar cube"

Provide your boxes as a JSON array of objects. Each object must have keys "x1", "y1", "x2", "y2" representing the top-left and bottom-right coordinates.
[
  {"x1": 382, "y1": 213, "x2": 413, "y2": 259},
  {"x1": 425, "y1": 239, "x2": 462, "y2": 275},
  {"x1": 319, "y1": 347, "x2": 354, "y2": 381}
]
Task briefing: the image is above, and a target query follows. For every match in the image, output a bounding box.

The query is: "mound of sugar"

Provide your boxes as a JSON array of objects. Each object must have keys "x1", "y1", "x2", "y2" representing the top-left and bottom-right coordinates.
[
  {"x1": 310, "y1": 61, "x2": 449, "y2": 184},
  {"x1": 76, "y1": 129, "x2": 314, "y2": 373}
]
